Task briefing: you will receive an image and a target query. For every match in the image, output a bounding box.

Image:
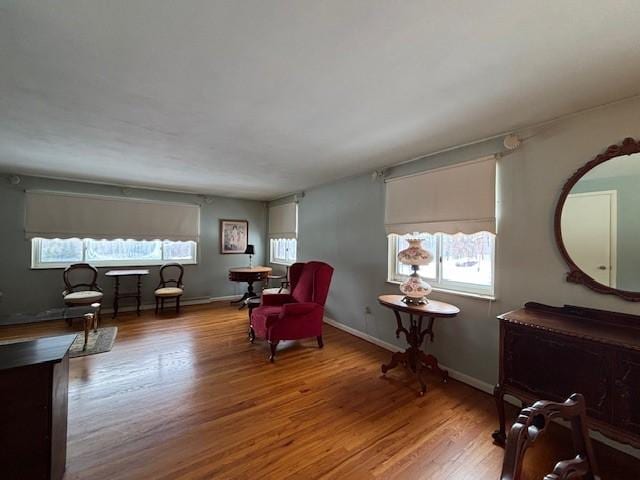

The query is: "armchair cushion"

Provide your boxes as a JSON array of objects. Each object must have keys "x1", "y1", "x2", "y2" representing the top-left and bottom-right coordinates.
[{"x1": 261, "y1": 293, "x2": 293, "y2": 306}]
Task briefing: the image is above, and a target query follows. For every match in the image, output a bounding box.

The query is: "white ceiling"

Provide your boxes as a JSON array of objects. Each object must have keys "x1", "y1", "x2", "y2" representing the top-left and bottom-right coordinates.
[{"x1": 1, "y1": 1, "x2": 640, "y2": 200}]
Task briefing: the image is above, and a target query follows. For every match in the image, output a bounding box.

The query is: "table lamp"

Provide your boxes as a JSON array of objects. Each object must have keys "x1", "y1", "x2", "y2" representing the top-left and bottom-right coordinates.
[
  {"x1": 244, "y1": 244, "x2": 255, "y2": 268},
  {"x1": 397, "y1": 238, "x2": 433, "y2": 305}
]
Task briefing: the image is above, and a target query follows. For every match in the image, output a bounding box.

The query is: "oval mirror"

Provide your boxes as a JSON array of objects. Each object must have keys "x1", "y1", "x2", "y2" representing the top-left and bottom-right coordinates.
[{"x1": 555, "y1": 138, "x2": 640, "y2": 301}]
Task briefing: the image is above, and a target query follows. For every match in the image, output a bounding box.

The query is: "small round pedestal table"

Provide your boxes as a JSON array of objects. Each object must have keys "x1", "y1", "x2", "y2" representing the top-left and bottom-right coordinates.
[
  {"x1": 228, "y1": 266, "x2": 272, "y2": 309},
  {"x1": 378, "y1": 294, "x2": 460, "y2": 395}
]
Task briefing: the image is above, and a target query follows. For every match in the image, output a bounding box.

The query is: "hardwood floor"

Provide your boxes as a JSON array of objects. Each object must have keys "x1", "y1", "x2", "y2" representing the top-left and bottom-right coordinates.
[{"x1": 1, "y1": 304, "x2": 638, "y2": 479}]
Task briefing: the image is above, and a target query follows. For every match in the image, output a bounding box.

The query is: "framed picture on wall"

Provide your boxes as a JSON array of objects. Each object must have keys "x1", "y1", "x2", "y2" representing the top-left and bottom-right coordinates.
[{"x1": 220, "y1": 219, "x2": 249, "y2": 254}]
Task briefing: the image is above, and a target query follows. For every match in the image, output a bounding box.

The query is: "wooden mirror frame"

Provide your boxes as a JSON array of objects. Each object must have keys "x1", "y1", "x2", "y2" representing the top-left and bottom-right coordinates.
[{"x1": 554, "y1": 137, "x2": 640, "y2": 301}]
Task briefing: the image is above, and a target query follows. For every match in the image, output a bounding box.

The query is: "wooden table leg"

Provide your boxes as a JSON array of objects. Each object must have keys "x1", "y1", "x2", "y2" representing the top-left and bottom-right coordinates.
[
  {"x1": 82, "y1": 313, "x2": 92, "y2": 351},
  {"x1": 112, "y1": 277, "x2": 120, "y2": 318},
  {"x1": 419, "y1": 351, "x2": 449, "y2": 383},
  {"x1": 382, "y1": 312, "x2": 448, "y2": 395},
  {"x1": 136, "y1": 274, "x2": 142, "y2": 316},
  {"x1": 492, "y1": 384, "x2": 507, "y2": 445},
  {"x1": 381, "y1": 351, "x2": 407, "y2": 374}
]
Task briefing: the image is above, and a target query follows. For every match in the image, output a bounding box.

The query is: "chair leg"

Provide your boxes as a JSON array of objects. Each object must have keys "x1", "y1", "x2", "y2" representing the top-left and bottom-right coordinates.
[
  {"x1": 176, "y1": 296, "x2": 180, "y2": 314},
  {"x1": 83, "y1": 317, "x2": 90, "y2": 351},
  {"x1": 317, "y1": 335, "x2": 324, "y2": 349},
  {"x1": 155, "y1": 297, "x2": 159, "y2": 314},
  {"x1": 161, "y1": 298, "x2": 165, "y2": 312},
  {"x1": 269, "y1": 340, "x2": 279, "y2": 362},
  {"x1": 248, "y1": 327, "x2": 256, "y2": 343}
]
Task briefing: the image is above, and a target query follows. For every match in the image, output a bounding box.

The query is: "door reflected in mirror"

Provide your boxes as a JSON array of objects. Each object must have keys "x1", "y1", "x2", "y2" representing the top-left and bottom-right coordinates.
[{"x1": 561, "y1": 151, "x2": 640, "y2": 292}]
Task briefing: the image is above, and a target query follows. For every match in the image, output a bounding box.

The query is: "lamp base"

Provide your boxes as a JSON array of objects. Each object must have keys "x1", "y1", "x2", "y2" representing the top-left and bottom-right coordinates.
[{"x1": 401, "y1": 295, "x2": 429, "y2": 306}]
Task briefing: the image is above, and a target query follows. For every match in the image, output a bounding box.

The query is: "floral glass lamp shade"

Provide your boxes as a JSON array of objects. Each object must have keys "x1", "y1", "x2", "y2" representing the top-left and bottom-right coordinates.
[{"x1": 397, "y1": 238, "x2": 434, "y2": 305}]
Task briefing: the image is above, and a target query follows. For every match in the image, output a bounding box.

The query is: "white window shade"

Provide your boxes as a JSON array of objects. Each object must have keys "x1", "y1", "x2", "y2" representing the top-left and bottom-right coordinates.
[
  {"x1": 25, "y1": 191, "x2": 200, "y2": 241},
  {"x1": 268, "y1": 202, "x2": 297, "y2": 239},
  {"x1": 385, "y1": 156, "x2": 496, "y2": 235}
]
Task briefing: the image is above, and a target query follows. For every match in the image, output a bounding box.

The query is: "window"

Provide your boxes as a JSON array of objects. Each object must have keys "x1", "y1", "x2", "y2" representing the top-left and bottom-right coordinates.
[
  {"x1": 388, "y1": 232, "x2": 495, "y2": 297},
  {"x1": 31, "y1": 238, "x2": 197, "y2": 268},
  {"x1": 270, "y1": 238, "x2": 297, "y2": 265}
]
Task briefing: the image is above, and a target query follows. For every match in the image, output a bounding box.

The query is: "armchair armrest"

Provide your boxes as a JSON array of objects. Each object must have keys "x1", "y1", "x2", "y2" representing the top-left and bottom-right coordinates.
[
  {"x1": 280, "y1": 302, "x2": 320, "y2": 317},
  {"x1": 261, "y1": 294, "x2": 293, "y2": 306}
]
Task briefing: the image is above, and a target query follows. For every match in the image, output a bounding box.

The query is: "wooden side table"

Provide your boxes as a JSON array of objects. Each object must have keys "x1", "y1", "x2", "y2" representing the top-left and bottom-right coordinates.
[
  {"x1": 378, "y1": 294, "x2": 460, "y2": 395},
  {"x1": 228, "y1": 266, "x2": 272, "y2": 309},
  {"x1": 105, "y1": 269, "x2": 149, "y2": 318}
]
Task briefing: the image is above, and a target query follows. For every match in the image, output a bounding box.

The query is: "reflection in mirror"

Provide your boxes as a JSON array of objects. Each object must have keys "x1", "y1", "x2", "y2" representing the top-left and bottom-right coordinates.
[{"x1": 561, "y1": 152, "x2": 640, "y2": 291}]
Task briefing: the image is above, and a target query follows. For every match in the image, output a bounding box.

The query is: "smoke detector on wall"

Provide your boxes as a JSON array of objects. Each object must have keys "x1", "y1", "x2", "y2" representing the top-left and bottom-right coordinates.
[{"x1": 503, "y1": 134, "x2": 522, "y2": 150}]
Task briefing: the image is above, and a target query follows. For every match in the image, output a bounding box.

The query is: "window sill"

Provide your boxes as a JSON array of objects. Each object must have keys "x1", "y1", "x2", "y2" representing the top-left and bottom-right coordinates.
[
  {"x1": 270, "y1": 261, "x2": 295, "y2": 267},
  {"x1": 31, "y1": 260, "x2": 197, "y2": 270},
  {"x1": 385, "y1": 280, "x2": 496, "y2": 301}
]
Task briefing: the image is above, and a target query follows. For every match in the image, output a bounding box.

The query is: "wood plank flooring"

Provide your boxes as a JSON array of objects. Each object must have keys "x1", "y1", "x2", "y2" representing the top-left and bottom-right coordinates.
[{"x1": 1, "y1": 304, "x2": 638, "y2": 479}]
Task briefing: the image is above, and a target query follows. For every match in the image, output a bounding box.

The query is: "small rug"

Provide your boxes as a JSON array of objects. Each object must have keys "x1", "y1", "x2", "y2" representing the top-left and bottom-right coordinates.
[
  {"x1": 68, "y1": 327, "x2": 118, "y2": 357},
  {"x1": 0, "y1": 327, "x2": 117, "y2": 358}
]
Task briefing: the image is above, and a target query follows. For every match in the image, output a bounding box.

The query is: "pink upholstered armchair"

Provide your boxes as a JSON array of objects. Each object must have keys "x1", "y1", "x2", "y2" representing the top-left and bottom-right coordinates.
[{"x1": 250, "y1": 261, "x2": 334, "y2": 362}]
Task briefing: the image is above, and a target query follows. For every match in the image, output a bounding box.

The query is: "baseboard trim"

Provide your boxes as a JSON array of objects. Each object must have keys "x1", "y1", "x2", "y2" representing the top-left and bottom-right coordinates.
[
  {"x1": 101, "y1": 294, "x2": 242, "y2": 314},
  {"x1": 323, "y1": 316, "x2": 640, "y2": 459},
  {"x1": 323, "y1": 316, "x2": 494, "y2": 394}
]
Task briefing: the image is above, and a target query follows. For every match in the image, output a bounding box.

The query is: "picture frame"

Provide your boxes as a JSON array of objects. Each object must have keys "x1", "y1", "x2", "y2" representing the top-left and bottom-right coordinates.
[{"x1": 220, "y1": 219, "x2": 249, "y2": 254}]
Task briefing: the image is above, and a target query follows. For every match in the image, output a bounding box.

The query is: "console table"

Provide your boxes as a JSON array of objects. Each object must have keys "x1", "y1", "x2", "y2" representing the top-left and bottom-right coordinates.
[
  {"x1": 378, "y1": 294, "x2": 460, "y2": 395},
  {"x1": 0, "y1": 334, "x2": 76, "y2": 480},
  {"x1": 228, "y1": 266, "x2": 271, "y2": 308},
  {"x1": 493, "y1": 302, "x2": 640, "y2": 449},
  {"x1": 105, "y1": 269, "x2": 149, "y2": 318}
]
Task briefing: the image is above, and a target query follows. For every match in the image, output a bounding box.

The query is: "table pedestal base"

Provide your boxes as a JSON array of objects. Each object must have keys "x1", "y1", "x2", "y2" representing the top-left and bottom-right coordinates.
[
  {"x1": 230, "y1": 281, "x2": 258, "y2": 309},
  {"x1": 380, "y1": 310, "x2": 448, "y2": 395},
  {"x1": 382, "y1": 349, "x2": 448, "y2": 395}
]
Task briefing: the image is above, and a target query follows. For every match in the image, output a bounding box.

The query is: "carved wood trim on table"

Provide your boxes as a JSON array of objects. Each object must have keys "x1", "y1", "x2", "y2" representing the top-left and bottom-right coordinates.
[
  {"x1": 493, "y1": 302, "x2": 640, "y2": 449},
  {"x1": 554, "y1": 137, "x2": 640, "y2": 301},
  {"x1": 378, "y1": 295, "x2": 459, "y2": 396}
]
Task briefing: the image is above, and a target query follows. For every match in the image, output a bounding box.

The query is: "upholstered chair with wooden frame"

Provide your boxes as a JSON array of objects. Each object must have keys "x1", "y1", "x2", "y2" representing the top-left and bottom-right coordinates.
[
  {"x1": 62, "y1": 263, "x2": 103, "y2": 326},
  {"x1": 263, "y1": 265, "x2": 290, "y2": 295},
  {"x1": 500, "y1": 393, "x2": 599, "y2": 480},
  {"x1": 155, "y1": 262, "x2": 184, "y2": 314},
  {"x1": 250, "y1": 261, "x2": 334, "y2": 362}
]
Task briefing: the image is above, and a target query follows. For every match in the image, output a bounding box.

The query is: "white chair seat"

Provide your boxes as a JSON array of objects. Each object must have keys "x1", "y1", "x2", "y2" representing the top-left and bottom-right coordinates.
[
  {"x1": 155, "y1": 287, "x2": 184, "y2": 297},
  {"x1": 64, "y1": 291, "x2": 103, "y2": 304}
]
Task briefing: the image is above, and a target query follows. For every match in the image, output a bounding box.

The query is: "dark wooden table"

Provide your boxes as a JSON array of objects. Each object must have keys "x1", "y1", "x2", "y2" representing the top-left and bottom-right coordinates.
[
  {"x1": 228, "y1": 266, "x2": 272, "y2": 309},
  {"x1": 378, "y1": 294, "x2": 460, "y2": 395},
  {"x1": 0, "y1": 334, "x2": 76, "y2": 480},
  {"x1": 105, "y1": 269, "x2": 149, "y2": 318}
]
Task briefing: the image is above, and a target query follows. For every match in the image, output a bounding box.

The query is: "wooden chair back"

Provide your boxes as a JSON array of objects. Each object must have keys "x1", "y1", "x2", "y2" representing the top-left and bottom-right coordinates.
[
  {"x1": 500, "y1": 393, "x2": 599, "y2": 480},
  {"x1": 157, "y1": 262, "x2": 184, "y2": 289},
  {"x1": 63, "y1": 263, "x2": 101, "y2": 296}
]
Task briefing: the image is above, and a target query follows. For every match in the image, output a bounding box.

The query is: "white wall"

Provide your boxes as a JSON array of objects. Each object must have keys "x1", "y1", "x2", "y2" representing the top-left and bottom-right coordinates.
[{"x1": 298, "y1": 96, "x2": 640, "y2": 387}]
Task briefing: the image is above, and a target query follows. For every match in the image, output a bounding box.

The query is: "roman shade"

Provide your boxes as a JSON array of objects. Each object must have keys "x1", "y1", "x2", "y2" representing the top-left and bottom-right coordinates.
[
  {"x1": 384, "y1": 156, "x2": 496, "y2": 235},
  {"x1": 25, "y1": 191, "x2": 200, "y2": 241},
  {"x1": 268, "y1": 202, "x2": 297, "y2": 239}
]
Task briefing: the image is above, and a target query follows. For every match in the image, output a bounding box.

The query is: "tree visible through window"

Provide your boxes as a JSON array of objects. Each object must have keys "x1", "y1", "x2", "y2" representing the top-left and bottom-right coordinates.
[
  {"x1": 270, "y1": 238, "x2": 297, "y2": 265},
  {"x1": 389, "y1": 232, "x2": 495, "y2": 296},
  {"x1": 32, "y1": 238, "x2": 197, "y2": 268}
]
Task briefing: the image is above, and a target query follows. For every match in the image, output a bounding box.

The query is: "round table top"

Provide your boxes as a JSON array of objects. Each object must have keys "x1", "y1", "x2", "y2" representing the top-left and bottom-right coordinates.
[
  {"x1": 378, "y1": 294, "x2": 460, "y2": 317},
  {"x1": 228, "y1": 266, "x2": 272, "y2": 273}
]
